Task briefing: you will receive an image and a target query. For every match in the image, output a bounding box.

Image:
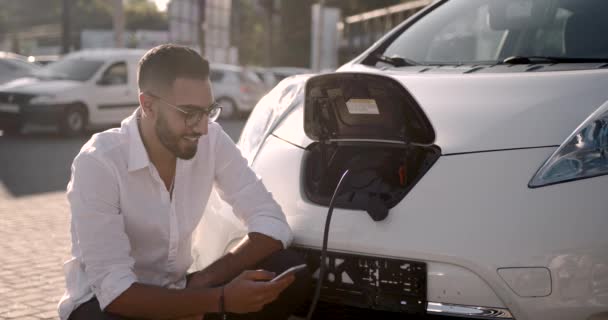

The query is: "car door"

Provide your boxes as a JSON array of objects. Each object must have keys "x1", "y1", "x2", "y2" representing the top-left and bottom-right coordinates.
[{"x1": 91, "y1": 60, "x2": 138, "y2": 124}]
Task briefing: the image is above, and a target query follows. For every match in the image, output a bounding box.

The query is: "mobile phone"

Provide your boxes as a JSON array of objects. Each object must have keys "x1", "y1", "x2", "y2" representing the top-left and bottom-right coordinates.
[{"x1": 270, "y1": 264, "x2": 307, "y2": 282}]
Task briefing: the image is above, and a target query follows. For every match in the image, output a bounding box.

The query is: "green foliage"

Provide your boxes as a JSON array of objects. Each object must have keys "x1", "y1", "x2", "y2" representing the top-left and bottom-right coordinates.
[
  {"x1": 235, "y1": 0, "x2": 409, "y2": 67},
  {"x1": 125, "y1": 0, "x2": 168, "y2": 30},
  {"x1": 0, "y1": 0, "x2": 166, "y2": 36},
  {"x1": 233, "y1": 0, "x2": 267, "y2": 65}
]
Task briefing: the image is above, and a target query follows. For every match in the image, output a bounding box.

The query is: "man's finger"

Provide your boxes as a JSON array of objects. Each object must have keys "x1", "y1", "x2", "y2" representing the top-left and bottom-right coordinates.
[
  {"x1": 273, "y1": 273, "x2": 295, "y2": 289},
  {"x1": 261, "y1": 274, "x2": 294, "y2": 299}
]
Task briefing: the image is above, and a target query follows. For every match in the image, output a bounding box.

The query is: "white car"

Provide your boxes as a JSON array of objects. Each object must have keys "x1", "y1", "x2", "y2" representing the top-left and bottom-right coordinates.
[
  {"x1": 254, "y1": 66, "x2": 313, "y2": 89},
  {"x1": 210, "y1": 63, "x2": 266, "y2": 119},
  {"x1": 0, "y1": 52, "x2": 40, "y2": 85},
  {"x1": 0, "y1": 49, "x2": 144, "y2": 136},
  {"x1": 192, "y1": 0, "x2": 608, "y2": 319}
]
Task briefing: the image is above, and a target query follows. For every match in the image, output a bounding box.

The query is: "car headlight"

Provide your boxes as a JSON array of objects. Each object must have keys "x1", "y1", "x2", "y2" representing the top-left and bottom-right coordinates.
[
  {"x1": 238, "y1": 75, "x2": 311, "y2": 164},
  {"x1": 29, "y1": 94, "x2": 59, "y2": 105},
  {"x1": 529, "y1": 100, "x2": 608, "y2": 188}
]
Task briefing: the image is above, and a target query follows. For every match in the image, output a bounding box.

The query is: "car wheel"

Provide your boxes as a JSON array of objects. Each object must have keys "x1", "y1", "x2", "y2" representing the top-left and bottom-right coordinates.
[
  {"x1": 217, "y1": 98, "x2": 237, "y2": 120},
  {"x1": 59, "y1": 106, "x2": 87, "y2": 137}
]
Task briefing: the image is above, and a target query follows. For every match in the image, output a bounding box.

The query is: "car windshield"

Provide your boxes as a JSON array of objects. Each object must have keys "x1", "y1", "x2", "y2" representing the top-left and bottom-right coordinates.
[
  {"x1": 34, "y1": 58, "x2": 104, "y2": 81},
  {"x1": 380, "y1": 0, "x2": 608, "y2": 65}
]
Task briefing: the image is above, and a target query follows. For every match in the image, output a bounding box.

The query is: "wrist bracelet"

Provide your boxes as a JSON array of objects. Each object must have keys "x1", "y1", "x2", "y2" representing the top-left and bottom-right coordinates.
[{"x1": 220, "y1": 286, "x2": 226, "y2": 320}]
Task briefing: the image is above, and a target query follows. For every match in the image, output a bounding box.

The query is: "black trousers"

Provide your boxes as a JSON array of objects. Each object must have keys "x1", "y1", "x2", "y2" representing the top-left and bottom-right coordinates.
[{"x1": 69, "y1": 249, "x2": 311, "y2": 320}]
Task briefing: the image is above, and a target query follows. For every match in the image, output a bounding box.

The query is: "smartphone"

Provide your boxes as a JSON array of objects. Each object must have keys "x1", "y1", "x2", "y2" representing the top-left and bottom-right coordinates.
[{"x1": 270, "y1": 264, "x2": 307, "y2": 282}]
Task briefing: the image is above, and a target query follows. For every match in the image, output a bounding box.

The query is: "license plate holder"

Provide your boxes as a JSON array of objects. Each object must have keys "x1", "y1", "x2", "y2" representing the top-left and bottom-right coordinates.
[{"x1": 294, "y1": 247, "x2": 427, "y2": 314}]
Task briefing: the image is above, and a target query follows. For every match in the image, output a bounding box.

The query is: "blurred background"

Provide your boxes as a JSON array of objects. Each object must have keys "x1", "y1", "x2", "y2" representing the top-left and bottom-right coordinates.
[
  {"x1": 0, "y1": 0, "x2": 433, "y2": 198},
  {"x1": 0, "y1": 0, "x2": 433, "y2": 195},
  {"x1": 0, "y1": 0, "x2": 431, "y2": 77}
]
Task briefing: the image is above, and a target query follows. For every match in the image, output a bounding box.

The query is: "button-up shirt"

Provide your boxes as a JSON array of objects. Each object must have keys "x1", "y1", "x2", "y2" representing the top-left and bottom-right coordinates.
[{"x1": 58, "y1": 110, "x2": 292, "y2": 320}]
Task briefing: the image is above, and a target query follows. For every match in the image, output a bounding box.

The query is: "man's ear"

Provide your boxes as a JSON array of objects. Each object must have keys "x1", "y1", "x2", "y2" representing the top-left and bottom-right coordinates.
[{"x1": 139, "y1": 92, "x2": 154, "y2": 118}]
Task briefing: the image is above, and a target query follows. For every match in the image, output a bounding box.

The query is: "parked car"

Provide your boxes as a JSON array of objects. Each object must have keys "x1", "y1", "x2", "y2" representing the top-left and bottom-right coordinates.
[
  {"x1": 209, "y1": 63, "x2": 266, "y2": 119},
  {"x1": 31, "y1": 54, "x2": 61, "y2": 66},
  {"x1": 0, "y1": 49, "x2": 145, "y2": 136},
  {"x1": 191, "y1": 0, "x2": 608, "y2": 320},
  {"x1": 253, "y1": 66, "x2": 312, "y2": 89},
  {"x1": 0, "y1": 52, "x2": 40, "y2": 85}
]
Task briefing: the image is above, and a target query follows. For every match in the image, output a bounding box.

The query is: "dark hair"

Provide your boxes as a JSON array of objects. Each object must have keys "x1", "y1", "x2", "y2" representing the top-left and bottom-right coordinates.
[{"x1": 137, "y1": 44, "x2": 210, "y2": 93}]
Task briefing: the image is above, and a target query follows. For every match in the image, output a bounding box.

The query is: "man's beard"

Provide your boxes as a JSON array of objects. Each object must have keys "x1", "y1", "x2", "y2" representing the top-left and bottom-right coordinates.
[{"x1": 155, "y1": 111, "x2": 198, "y2": 160}]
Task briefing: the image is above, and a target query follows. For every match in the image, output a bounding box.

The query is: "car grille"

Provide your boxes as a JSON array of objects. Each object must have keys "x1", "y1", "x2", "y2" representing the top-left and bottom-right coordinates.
[{"x1": 0, "y1": 92, "x2": 35, "y2": 105}]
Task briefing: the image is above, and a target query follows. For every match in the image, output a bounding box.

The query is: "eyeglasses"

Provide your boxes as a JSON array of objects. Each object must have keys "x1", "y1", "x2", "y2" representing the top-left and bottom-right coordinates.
[{"x1": 145, "y1": 92, "x2": 222, "y2": 126}]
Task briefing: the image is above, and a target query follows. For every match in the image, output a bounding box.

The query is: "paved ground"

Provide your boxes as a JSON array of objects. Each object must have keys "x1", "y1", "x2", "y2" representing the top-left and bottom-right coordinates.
[{"x1": 0, "y1": 120, "x2": 245, "y2": 320}]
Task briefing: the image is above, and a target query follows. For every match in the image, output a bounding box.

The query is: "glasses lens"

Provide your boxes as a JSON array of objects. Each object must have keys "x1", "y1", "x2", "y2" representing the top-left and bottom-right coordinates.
[
  {"x1": 186, "y1": 112, "x2": 203, "y2": 127},
  {"x1": 208, "y1": 105, "x2": 221, "y2": 122}
]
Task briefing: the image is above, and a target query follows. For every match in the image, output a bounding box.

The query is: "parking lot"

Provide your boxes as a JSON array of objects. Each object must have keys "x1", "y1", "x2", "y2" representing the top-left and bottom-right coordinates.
[{"x1": 0, "y1": 120, "x2": 245, "y2": 319}]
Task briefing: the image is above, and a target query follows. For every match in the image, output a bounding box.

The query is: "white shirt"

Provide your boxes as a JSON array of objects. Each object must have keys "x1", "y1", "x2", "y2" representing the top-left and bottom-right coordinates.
[{"x1": 58, "y1": 110, "x2": 292, "y2": 320}]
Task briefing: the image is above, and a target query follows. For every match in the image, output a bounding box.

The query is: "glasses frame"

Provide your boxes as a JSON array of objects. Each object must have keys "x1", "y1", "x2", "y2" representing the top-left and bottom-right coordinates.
[{"x1": 144, "y1": 91, "x2": 222, "y2": 127}]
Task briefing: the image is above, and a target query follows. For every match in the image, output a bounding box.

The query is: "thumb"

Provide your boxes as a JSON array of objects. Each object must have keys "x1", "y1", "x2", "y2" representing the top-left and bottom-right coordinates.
[{"x1": 241, "y1": 269, "x2": 275, "y2": 281}]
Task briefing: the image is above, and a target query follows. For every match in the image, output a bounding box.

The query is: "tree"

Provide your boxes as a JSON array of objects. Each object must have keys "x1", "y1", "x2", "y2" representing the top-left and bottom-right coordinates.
[
  {"x1": 125, "y1": 0, "x2": 168, "y2": 30},
  {"x1": 233, "y1": 0, "x2": 267, "y2": 66},
  {"x1": 0, "y1": 0, "x2": 167, "y2": 53},
  {"x1": 268, "y1": 0, "x2": 403, "y2": 67}
]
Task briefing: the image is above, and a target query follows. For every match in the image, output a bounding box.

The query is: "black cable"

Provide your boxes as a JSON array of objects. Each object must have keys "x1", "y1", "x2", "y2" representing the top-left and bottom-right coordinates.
[{"x1": 306, "y1": 169, "x2": 351, "y2": 320}]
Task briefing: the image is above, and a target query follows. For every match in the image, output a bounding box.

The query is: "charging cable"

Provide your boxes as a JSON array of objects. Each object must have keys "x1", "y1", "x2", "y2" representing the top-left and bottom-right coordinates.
[{"x1": 306, "y1": 169, "x2": 351, "y2": 320}]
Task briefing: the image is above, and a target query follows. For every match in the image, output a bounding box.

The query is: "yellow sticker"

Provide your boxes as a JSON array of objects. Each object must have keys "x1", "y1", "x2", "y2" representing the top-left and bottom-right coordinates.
[{"x1": 345, "y1": 99, "x2": 379, "y2": 115}]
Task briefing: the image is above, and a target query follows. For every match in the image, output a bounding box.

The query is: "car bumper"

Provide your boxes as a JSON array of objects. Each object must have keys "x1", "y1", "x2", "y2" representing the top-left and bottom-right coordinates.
[
  {"x1": 243, "y1": 135, "x2": 608, "y2": 320},
  {"x1": 0, "y1": 103, "x2": 71, "y2": 126}
]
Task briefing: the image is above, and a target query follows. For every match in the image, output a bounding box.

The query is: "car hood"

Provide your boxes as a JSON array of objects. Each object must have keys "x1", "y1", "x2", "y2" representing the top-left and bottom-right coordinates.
[
  {"x1": 273, "y1": 66, "x2": 608, "y2": 154},
  {"x1": 0, "y1": 77, "x2": 83, "y2": 95}
]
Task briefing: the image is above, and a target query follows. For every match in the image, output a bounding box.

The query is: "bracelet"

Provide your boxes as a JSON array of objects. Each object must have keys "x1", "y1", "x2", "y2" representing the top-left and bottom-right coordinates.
[{"x1": 219, "y1": 285, "x2": 226, "y2": 320}]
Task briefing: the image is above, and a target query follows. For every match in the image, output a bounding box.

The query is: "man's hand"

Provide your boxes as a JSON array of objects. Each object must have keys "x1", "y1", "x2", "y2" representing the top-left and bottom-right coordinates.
[
  {"x1": 224, "y1": 270, "x2": 294, "y2": 314},
  {"x1": 187, "y1": 271, "x2": 215, "y2": 289}
]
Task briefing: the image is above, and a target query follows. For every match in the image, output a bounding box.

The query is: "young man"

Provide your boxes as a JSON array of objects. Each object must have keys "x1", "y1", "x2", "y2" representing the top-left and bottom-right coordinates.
[{"x1": 58, "y1": 44, "x2": 310, "y2": 320}]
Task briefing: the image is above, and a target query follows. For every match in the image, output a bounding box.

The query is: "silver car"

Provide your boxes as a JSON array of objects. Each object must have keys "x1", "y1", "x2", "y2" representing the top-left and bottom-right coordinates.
[
  {"x1": 209, "y1": 63, "x2": 266, "y2": 119},
  {"x1": 0, "y1": 52, "x2": 40, "y2": 85}
]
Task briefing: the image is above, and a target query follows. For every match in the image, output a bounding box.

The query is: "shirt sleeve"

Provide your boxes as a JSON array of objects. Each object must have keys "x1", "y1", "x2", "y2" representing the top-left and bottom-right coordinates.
[
  {"x1": 67, "y1": 152, "x2": 137, "y2": 310},
  {"x1": 213, "y1": 129, "x2": 293, "y2": 248}
]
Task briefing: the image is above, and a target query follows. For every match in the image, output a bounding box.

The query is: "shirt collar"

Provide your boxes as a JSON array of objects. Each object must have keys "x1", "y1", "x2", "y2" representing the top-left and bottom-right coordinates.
[{"x1": 127, "y1": 108, "x2": 151, "y2": 172}]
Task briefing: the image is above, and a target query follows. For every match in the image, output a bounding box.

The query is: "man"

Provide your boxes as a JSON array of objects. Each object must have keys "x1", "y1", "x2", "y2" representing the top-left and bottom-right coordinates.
[{"x1": 58, "y1": 44, "x2": 310, "y2": 320}]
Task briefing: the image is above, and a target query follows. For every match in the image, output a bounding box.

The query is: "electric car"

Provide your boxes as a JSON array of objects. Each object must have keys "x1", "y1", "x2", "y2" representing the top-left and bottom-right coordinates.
[{"x1": 191, "y1": 0, "x2": 608, "y2": 319}]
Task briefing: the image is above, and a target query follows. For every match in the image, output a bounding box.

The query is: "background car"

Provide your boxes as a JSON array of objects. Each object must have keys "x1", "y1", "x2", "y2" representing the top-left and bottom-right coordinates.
[
  {"x1": 194, "y1": 1, "x2": 608, "y2": 319},
  {"x1": 253, "y1": 66, "x2": 312, "y2": 90},
  {"x1": 0, "y1": 49, "x2": 144, "y2": 136},
  {"x1": 0, "y1": 51, "x2": 40, "y2": 85},
  {"x1": 209, "y1": 63, "x2": 266, "y2": 119},
  {"x1": 30, "y1": 54, "x2": 61, "y2": 66}
]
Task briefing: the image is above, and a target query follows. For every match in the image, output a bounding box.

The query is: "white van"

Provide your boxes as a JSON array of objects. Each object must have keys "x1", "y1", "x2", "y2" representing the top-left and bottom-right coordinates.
[{"x1": 0, "y1": 49, "x2": 145, "y2": 136}]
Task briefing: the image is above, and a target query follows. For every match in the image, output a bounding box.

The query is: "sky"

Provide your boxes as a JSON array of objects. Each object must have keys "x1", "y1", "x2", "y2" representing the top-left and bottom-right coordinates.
[{"x1": 153, "y1": 0, "x2": 169, "y2": 11}]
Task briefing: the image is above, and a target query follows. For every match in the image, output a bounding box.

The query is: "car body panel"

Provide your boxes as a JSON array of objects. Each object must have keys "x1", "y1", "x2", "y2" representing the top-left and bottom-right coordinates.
[
  {"x1": 273, "y1": 69, "x2": 608, "y2": 154},
  {"x1": 193, "y1": 1, "x2": 608, "y2": 319},
  {"x1": 193, "y1": 132, "x2": 608, "y2": 320},
  {"x1": 252, "y1": 135, "x2": 608, "y2": 320}
]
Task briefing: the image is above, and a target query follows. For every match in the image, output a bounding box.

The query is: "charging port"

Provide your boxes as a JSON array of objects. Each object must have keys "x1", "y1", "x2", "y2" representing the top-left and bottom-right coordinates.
[
  {"x1": 303, "y1": 142, "x2": 439, "y2": 221},
  {"x1": 303, "y1": 72, "x2": 440, "y2": 221}
]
